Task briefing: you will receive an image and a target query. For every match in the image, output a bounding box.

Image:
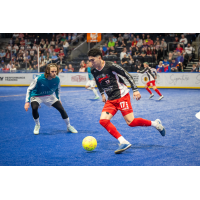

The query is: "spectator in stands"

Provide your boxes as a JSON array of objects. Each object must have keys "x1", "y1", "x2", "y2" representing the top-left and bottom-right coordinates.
[
  {"x1": 191, "y1": 64, "x2": 198, "y2": 72},
  {"x1": 156, "y1": 61, "x2": 164, "y2": 72},
  {"x1": 39, "y1": 53, "x2": 45, "y2": 61},
  {"x1": 100, "y1": 47, "x2": 105, "y2": 57},
  {"x1": 121, "y1": 54, "x2": 129, "y2": 67},
  {"x1": 102, "y1": 43, "x2": 108, "y2": 53},
  {"x1": 134, "y1": 46, "x2": 140, "y2": 57},
  {"x1": 136, "y1": 63, "x2": 143, "y2": 72},
  {"x1": 27, "y1": 65, "x2": 33, "y2": 71},
  {"x1": 45, "y1": 54, "x2": 51, "y2": 64},
  {"x1": 127, "y1": 34, "x2": 135, "y2": 44},
  {"x1": 179, "y1": 34, "x2": 188, "y2": 47},
  {"x1": 63, "y1": 40, "x2": 69, "y2": 56},
  {"x1": 63, "y1": 65, "x2": 68, "y2": 73},
  {"x1": 39, "y1": 58, "x2": 45, "y2": 67},
  {"x1": 15, "y1": 37, "x2": 20, "y2": 45},
  {"x1": 140, "y1": 48, "x2": 146, "y2": 57},
  {"x1": 146, "y1": 35, "x2": 154, "y2": 46},
  {"x1": 109, "y1": 46, "x2": 117, "y2": 56},
  {"x1": 120, "y1": 39, "x2": 126, "y2": 47},
  {"x1": 174, "y1": 36, "x2": 179, "y2": 44},
  {"x1": 7, "y1": 61, "x2": 12, "y2": 69},
  {"x1": 44, "y1": 41, "x2": 50, "y2": 49},
  {"x1": 141, "y1": 34, "x2": 146, "y2": 41},
  {"x1": 154, "y1": 37, "x2": 160, "y2": 45},
  {"x1": 163, "y1": 57, "x2": 170, "y2": 66},
  {"x1": 120, "y1": 48, "x2": 127, "y2": 60},
  {"x1": 123, "y1": 33, "x2": 129, "y2": 43},
  {"x1": 18, "y1": 33, "x2": 24, "y2": 39},
  {"x1": 184, "y1": 43, "x2": 194, "y2": 62},
  {"x1": 155, "y1": 41, "x2": 161, "y2": 50},
  {"x1": 146, "y1": 47, "x2": 152, "y2": 56},
  {"x1": 136, "y1": 39, "x2": 143, "y2": 48},
  {"x1": 68, "y1": 64, "x2": 74, "y2": 72},
  {"x1": 20, "y1": 38, "x2": 25, "y2": 46},
  {"x1": 128, "y1": 55, "x2": 134, "y2": 66},
  {"x1": 136, "y1": 35, "x2": 140, "y2": 42},
  {"x1": 5, "y1": 50, "x2": 11, "y2": 62},
  {"x1": 157, "y1": 47, "x2": 165, "y2": 60},
  {"x1": 167, "y1": 52, "x2": 173, "y2": 63},
  {"x1": 2, "y1": 64, "x2": 10, "y2": 72},
  {"x1": 160, "y1": 39, "x2": 167, "y2": 51},
  {"x1": 68, "y1": 33, "x2": 72, "y2": 43},
  {"x1": 152, "y1": 46, "x2": 158, "y2": 61},
  {"x1": 170, "y1": 59, "x2": 178, "y2": 72},
  {"x1": 118, "y1": 34, "x2": 123, "y2": 43},
  {"x1": 112, "y1": 36, "x2": 117, "y2": 43},
  {"x1": 176, "y1": 44, "x2": 183, "y2": 53},
  {"x1": 108, "y1": 38, "x2": 115, "y2": 47},
  {"x1": 79, "y1": 64, "x2": 86, "y2": 72},
  {"x1": 163, "y1": 63, "x2": 171, "y2": 72},
  {"x1": 127, "y1": 47, "x2": 133, "y2": 56},
  {"x1": 26, "y1": 39, "x2": 31, "y2": 46},
  {"x1": 0, "y1": 60, "x2": 5, "y2": 69},
  {"x1": 0, "y1": 50, "x2": 5, "y2": 62},
  {"x1": 51, "y1": 52, "x2": 58, "y2": 62},
  {"x1": 131, "y1": 38, "x2": 137, "y2": 47},
  {"x1": 50, "y1": 38, "x2": 55, "y2": 48},
  {"x1": 142, "y1": 41, "x2": 148, "y2": 51},
  {"x1": 13, "y1": 33, "x2": 19, "y2": 38},
  {"x1": 175, "y1": 52, "x2": 184, "y2": 72},
  {"x1": 54, "y1": 45, "x2": 60, "y2": 54},
  {"x1": 58, "y1": 50, "x2": 65, "y2": 64}
]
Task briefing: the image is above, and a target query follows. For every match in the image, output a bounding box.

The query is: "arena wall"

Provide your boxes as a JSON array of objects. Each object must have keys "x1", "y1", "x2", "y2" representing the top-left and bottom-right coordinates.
[{"x1": 0, "y1": 73, "x2": 200, "y2": 89}]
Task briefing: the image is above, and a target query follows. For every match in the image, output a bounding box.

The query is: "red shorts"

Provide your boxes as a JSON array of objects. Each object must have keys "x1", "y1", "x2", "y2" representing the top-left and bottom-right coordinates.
[
  {"x1": 146, "y1": 80, "x2": 156, "y2": 87},
  {"x1": 102, "y1": 93, "x2": 133, "y2": 117}
]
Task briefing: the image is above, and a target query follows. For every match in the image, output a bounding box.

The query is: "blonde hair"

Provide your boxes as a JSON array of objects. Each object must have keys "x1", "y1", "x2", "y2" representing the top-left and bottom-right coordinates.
[{"x1": 44, "y1": 63, "x2": 59, "y2": 78}]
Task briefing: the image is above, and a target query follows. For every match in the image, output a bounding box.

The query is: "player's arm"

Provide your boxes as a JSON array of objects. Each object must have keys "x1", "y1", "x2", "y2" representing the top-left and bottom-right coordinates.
[
  {"x1": 137, "y1": 67, "x2": 148, "y2": 73},
  {"x1": 91, "y1": 70, "x2": 106, "y2": 103},
  {"x1": 24, "y1": 77, "x2": 38, "y2": 111},
  {"x1": 55, "y1": 79, "x2": 61, "y2": 103},
  {"x1": 110, "y1": 63, "x2": 141, "y2": 100}
]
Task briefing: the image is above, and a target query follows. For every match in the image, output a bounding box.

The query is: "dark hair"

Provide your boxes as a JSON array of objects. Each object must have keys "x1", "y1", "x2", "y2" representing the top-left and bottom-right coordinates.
[{"x1": 87, "y1": 48, "x2": 102, "y2": 58}]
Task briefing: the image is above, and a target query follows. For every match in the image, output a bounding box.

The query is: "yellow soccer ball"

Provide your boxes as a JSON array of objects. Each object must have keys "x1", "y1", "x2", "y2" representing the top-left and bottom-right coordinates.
[{"x1": 82, "y1": 136, "x2": 97, "y2": 151}]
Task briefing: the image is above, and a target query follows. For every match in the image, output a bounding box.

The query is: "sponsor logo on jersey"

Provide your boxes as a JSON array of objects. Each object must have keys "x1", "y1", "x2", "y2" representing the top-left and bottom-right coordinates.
[
  {"x1": 97, "y1": 74, "x2": 109, "y2": 83},
  {"x1": 71, "y1": 75, "x2": 86, "y2": 82}
]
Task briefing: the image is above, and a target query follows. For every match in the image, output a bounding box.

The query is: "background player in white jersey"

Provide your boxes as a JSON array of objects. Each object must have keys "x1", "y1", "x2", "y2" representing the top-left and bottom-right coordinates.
[
  {"x1": 138, "y1": 62, "x2": 164, "y2": 100},
  {"x1": 85, "y1": 60, "x2": 99, "y2": 99},
  {"x1": 24, "y1": 63, "x2": 78, "y2": 134}
]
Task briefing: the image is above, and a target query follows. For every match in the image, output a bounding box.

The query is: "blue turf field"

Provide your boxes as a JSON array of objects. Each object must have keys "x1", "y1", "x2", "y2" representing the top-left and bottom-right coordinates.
[{"x1": 0, "y1": 87, "x2": 200, "y2": 166}]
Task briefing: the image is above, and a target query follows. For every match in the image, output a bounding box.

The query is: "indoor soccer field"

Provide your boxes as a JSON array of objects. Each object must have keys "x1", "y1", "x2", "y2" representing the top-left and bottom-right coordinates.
[{"x1": 0, "y1": 87, "x2": 200, "y2": 166}]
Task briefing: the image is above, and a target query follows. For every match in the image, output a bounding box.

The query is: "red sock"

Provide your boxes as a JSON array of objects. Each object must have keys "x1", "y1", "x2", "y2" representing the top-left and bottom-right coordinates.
[
  {"x1": 129, "y1": 118, "x2": 151, "y2": 127},
  {"x1": 155, "y1": 89, "x2": 162, "y2": 96},
  {"x1": 146, "y1": 87, "x2": 152, "y2": 94},
  {"x1": 99, "y1": 119, "x2": 121, "y2": 139}
]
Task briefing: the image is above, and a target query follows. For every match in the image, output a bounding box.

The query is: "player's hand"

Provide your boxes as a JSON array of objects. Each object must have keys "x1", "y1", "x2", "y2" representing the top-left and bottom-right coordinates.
[
  {"x1": 133, "y1": 91, "x2": 141, "y2": 101},
  {"x1": 24, "y1": 102, "x2": 30, "y2": 111},
  {"x1": 102, "y1": 94, "x2": 106, "y2": 103}
]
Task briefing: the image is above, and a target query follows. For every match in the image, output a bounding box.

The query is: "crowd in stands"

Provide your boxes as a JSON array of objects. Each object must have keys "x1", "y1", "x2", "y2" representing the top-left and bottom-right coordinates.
[
  {"x1": 100, "y1": 33, "x2": 199, "y2": 72},
  {"x1": 0, "y1": 33, "x2": 82, "y2": 72}
]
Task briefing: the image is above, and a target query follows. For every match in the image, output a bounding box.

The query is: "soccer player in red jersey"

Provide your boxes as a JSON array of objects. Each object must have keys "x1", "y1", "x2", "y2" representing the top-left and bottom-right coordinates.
[
  {"x1": 138, "y1": 62, "x2": 164, "y2": 100},
  {"x1": 88, "y1": 48, "x2": 166, "y2": 154}
]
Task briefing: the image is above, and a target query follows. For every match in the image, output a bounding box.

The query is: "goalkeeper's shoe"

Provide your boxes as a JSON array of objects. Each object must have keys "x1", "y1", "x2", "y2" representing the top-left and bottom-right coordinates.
[
  {"x1": 34, "y1": 125, "x2": 40, "y2": 135},
  {"x1": 115, "y1": 143, "x2": 132, "y2": 154},
  {"x1": 155, "y1": 119, "x2": 166, "y2": 136},
  {"x1": 67, "y1": 125, "x2": 78, "y2": 133}
]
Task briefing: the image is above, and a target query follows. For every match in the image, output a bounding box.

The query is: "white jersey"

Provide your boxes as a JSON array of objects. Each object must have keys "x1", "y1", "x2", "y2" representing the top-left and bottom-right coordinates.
[{"x1": 139, "y1": 67, "x2": 157, "y2": 82}]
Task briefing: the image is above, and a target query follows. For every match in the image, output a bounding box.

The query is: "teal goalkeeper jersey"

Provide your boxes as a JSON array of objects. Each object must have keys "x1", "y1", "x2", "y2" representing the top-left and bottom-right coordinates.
[
  {"x1": 87, "y1": 67, "x2": 94, "y2": 80},
  {"x1": 25, "y1": 74, "x2": 60, "y2": 102}
]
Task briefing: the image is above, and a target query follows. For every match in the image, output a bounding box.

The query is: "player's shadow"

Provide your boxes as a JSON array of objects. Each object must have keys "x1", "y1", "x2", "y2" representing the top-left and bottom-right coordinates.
[
  {"x1": 87, "y1": 99, "x2": 100, "y2": 101},
  {"x1": 77, "y1": 130, "x2": 98, "y2": 134},
  {"x1": 40, "y1": 130, "x2": 69, "y2": 135},
  {"x1": 99, "y1": 142, "x2": 171, "y2": 153}
]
